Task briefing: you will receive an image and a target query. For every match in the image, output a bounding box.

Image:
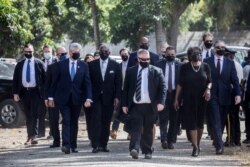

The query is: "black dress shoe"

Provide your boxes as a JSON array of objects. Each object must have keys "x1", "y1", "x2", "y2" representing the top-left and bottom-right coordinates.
[
  {"x1": 71, "y1": 148, "x2": 79, "y2": 153},
  {"x1": 61, "y1": 146, "x2": 70, "y2": 154},
  {"x1": 168, "y1": 143, "x2": 174, "y2": 149},
  {"x1": 92, "y1": 148, "x2": 99, "y2": 153},
  {"x1": 99, "y1": 147, "x2": 110, "y2": 152},
  {"x1": 161, "y1": 141, "x2": 168, "y2": 149},
  {"x1": 145, "y1": 153, "x2": 152, "y2": 159},
  {"x1": 192, "y1": 146, "x2": 199, "y2": 157},
  {"x1": 50, "y1": 144, "x2": 60, "y2": 148},
  {"x1": 216, "y1": 148, "x2": 224, "y2": 155},
  {"x1": 242, "y1": 139, "x2": 250, "y2": 144}
]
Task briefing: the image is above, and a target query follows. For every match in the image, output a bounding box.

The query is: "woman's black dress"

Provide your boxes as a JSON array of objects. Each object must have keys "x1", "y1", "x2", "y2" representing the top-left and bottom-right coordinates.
[{"x1": 179, "y1": 62, "x2": 211, "y2": 130}]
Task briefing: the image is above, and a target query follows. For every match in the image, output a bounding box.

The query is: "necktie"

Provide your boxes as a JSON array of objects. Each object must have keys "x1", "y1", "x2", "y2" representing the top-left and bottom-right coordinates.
[
  {"x1": 70, "y1": 62, "x2": 76, "y2": 81},
  {"x1": 206, "y1": 51, "x2": 209, "y2": 58},
  {"x1": 101, "y1": 61, "x2": 106, "y2": 80},
  {"x1": 168, "y1": 63, "x2": 172, "y2": 92},
  {"x1": 135, "y1": 68, "x2": 143, "y2": 101},
  {"x1": 26, "y1": 60, "x2": 31, "y2": 83},
  {"x1": 217, "y1": 59, "x2": 221, "y2": 76}
]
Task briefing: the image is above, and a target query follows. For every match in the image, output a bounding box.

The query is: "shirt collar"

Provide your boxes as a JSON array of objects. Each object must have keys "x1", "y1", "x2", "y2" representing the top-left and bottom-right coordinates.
[
  {"x1": 69, "y1": 58, "x2": 77, "y2": 63},
  {"x1": 26, "y1": 56, "x2": 34, "y2": 62},
  {"x1": 215, "y1": 55, "x2": 224, "y2": 61}
]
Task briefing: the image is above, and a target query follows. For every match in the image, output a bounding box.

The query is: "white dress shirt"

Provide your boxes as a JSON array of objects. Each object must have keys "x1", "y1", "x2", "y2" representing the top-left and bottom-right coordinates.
[
  {"x1": 164, "y1": 62, "x2": 175, "y2": 90},
  {"x1": 133, "y1": 66, "x2": 151, "y2": 104},
  {"x1": 100, "y1": 59, "x2": 108, "y2": 80},
  {"x1": 22, "y1": 57, "x2": 37, "y2": 87},
  {"x1": 122, "y1": 61, "x2": 128, "y2": 90},
  {"x1": 44, "y1": 57, "x2": 53, "y2": 72},
  {"x1": 69, "y1": 59, "x2": 77, "y2": 76},
  {"x1": 214, "y1": 56, "x2": 224, "y2": 74},
  {"x1": 202, "y1": 48, "x2": 213, "y2": 61}
]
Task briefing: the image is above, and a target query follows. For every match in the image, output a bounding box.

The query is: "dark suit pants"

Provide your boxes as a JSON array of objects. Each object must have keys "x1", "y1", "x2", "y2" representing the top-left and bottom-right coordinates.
[
  {"x1": 129, "y1": 104, "x2": 155, "y2": 154},
  {"x1": 91, "y1": 99, "x2": 114, "y2": 149},
  {"x1": 209, "y1": 99, "x2": 230, "y2": 149},
  {"x1": 48, "y1": 107, "x2": 60, "y2": 145},
  {"x1": 21, "y1": 88, "x2": 41, "y2": 138},
  {"x1": 84, "y1": 106, "x2": 92, "y2": 141},
  {"x1": 159, "y1": 91, "x2": 178, "y2": 143},
  {"x1": 244, "y1": 92, "x2": 250, "y2": 140},
  {"x1": 37, "y1": 102, "x2": 46, "y2": 136},
  {"x1": 60, "y1": 104, "x2": 81, "y2": 149}
]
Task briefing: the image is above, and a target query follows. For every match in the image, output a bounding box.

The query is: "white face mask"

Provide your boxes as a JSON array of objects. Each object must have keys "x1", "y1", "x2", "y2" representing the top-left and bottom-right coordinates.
[{"x1": 44, "y1": 53, "x2": 52, "y2": 60}]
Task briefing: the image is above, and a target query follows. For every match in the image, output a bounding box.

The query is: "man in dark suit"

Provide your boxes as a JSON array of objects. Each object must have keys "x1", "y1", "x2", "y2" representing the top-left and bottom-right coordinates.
[
  {"x1": 88, "y1": 45, "x2": 122, "y2": 153},
  {"x1": 110, "y1": 48, "x2": 130, "y2": 140},
  {"x1": 128, "y1": 36, "x2": 159, "y2": 67},
  {"x1": 203, "y1": 40, "x2": 241, "y2": 155},
  {"x1": 155, "y1": 46, "x2": 181, "y2": 149},
  {"x1": 49, "y1": 43, "x2": 92, "y2": 154},
  {"x1": 13, "y1": 43, "x2": 45, "y2": 145},
  {"x1": 44, "y1": 46, "x2": 68, "y2": 148},
  {"x1": 201, "y1": 32, "x2": 215, "y2": 61},
  {"x1": 122, "y1": 49, "x2": 166, "y2": 159}
]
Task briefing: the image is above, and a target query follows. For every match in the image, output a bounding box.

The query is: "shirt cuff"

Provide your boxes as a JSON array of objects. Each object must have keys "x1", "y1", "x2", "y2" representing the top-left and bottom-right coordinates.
[
  {"x1": 48, "y1": 97, "x2": 54, "y2": 100},
  {"x1": 86, "y1": 99, "x2": 93, "y2": 103}
]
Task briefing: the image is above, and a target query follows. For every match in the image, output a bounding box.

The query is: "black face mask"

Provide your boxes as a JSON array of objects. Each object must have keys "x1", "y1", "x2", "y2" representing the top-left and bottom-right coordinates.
[
  {"x1": 59, "y1": 53, "x2": 67, "y2": 61},
  {"x1": 100, "y1": 52, "x2": 109, "y2": 60},
  {"x1": 216, "y1": 49, "x2": 225, "y2": 56},
  {"x1": 139, "y1": 62, "x2": 149, "y2": 68},
  {"x1": 24, "y1": 53, "x2": 32, "y2": 59},
  {"x1": 121, "y1": 55, "x2": 128, "y2": 61},
  {"x1": 204, "y1": 42, "x2": 213, "y2": 49},
  {"x1": 140, "y1": 44, "x2": 149, "y2": 50},
  {"x1": 72, "y1": 52, "x2": 80, "y2": 60},
  {"x1": 165, "y1": 56, "x2": 175, "y2": 62},
  {"x1": 191, "y1": 54, "x2": 201, "y2": 62}
]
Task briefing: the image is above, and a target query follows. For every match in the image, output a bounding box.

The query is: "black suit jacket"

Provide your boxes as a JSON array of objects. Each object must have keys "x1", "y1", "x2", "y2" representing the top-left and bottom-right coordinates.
[
  {"x1": 89, "y1": 58, "x2": 122, "y2": 105},
  {"x1": 50, "y1": 59, "x2": 92, "y2": 106},
  {"x1": 122, "y1": 65, "x2": 166, "y2": 112},
  {"x1": 204, "y1": 56, "x2": 240, "y2": 105},
  {"x1": 13, "y1": 58, "x2": 45, "y2": 98},
  {"x1": 44, "y1": 63, "x2": 57, "y2": 99},
  {"x1": 128, "y1": 51, "x2": 159, "y2": 67},
  {"x1": 155, "y1": 59, "x2": 181, "y2": 88}
]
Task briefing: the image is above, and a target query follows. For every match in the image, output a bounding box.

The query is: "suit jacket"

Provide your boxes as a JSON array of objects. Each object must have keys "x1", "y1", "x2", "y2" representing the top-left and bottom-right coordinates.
[
  {"x1": 155, "y1": 59, "x2": 181, "y2": 88},
  {"x1": 50, "y1": 59, "x2": 92, "y2": 106},
  {"x1": 204, "y1": 56, "x2": 240, "y2": 105},
  {"x1": 122, "y1": 65, "x2": 166, "y2": 112},
  {"x1": 12, "y1": 58, "x2": 45, "y2": 98},
  {"x1": 44, "y1": 63, "x2": 57, "y2": 99},
  {"x1": 128, "y1": 51, "x2": 159, "y2": 67},
  {"x1": 89, "y1": 58, "x2": 122, "y2": 105}
]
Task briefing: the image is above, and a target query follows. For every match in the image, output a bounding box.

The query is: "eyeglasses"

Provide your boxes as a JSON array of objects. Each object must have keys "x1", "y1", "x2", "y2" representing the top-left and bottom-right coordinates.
[
  {"x1": 138, "y1": 57, "x2": 150, "y2": 61},
  {"x1": 24, "y1": 51, "x2": 32, "y2": 54},
  {"x1": 166, "y1": 54, "x2": 175, "y2": 57},
  {"x1": 215, "y1": 46, "x2": 225, "y2": 50}
]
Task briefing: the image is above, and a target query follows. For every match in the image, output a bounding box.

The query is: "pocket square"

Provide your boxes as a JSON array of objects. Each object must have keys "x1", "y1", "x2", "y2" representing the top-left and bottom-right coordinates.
[{"x1": 109, "y1": 70, "x2": 114, "y2": 74}]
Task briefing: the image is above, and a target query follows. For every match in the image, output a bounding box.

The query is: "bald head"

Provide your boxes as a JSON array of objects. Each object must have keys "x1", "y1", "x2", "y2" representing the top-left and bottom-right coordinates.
[
  {"x1": 56, "y1": 47, "x2": 66, "y2": 55},
  {"x1": 139, "y1": 36, "x2": 149, "y2": 50}
]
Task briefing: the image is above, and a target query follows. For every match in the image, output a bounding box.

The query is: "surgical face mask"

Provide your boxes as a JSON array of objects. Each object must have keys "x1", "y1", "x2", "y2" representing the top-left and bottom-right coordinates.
[
  {"x1": 44, "y1": 53, "x2": 52, "y2": 60},
  {"x1": 100, "y1": 52, "x2": 109, "y2": 60},
  {"x1": 59, "y1": 53, "x2": 67, "y2": 61},
  {"x1": 121, "y1": 55, "x2": 128, "y2": 61},
  {"x1": 204, "y1": 41, "x2": 213, "y2": 49},
  {"x1": 139, "y1": 61, "x2": 149, "y2": 68},
  {"x1": 140, "y1": 44, "x2": 149, "y2": 50},
  {"x1": 216, "y1": 49, "x2": 225, "y2": 56},
  {"x1": 72, "y1": 52, "x2": 80, "y2": 60}
]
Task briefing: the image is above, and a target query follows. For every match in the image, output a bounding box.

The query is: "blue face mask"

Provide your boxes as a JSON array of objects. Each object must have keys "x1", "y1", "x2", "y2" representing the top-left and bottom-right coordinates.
[{"x1": 59, "y1": 53, "x2": 67, "y2": 61}]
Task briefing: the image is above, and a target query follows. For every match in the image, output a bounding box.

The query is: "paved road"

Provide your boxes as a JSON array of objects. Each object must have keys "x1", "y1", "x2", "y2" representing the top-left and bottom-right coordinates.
[{"x1": 0, "y1": 120, "x2": 249, "y2": 167}]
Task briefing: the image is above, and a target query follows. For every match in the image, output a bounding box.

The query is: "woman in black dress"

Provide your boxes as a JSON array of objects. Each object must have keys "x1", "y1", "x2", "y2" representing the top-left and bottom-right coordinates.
[{"x1": 174, "y1": 47, "x2": 211, "y2": 157}]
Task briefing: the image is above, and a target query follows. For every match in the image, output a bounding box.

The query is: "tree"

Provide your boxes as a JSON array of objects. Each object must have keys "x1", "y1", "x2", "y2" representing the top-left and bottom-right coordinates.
[{"x1": 89, "y1": 0, "x2": 100, "y2": 49}]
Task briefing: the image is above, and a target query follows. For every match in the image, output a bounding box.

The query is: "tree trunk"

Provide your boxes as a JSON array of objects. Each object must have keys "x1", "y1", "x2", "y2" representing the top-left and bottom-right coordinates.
[
  {"x1": 89, "y1": 0, "x2": 101, "y2": 50},
  {"x1": 155, "y1": 18, "x2": 165, "y2": 54},
  {"x1": 167, "y1": 14, "x2": 180, "y2": 49}
]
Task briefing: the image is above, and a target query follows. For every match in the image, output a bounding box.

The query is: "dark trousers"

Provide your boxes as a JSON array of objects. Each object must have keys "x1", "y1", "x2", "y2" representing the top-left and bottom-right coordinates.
[
  {"x1": 48, "y1": 107, "x2": 60, "y2": 145},
  {"x1": 21, "y1": 88, "x2": 41, "y2": 138},
  {"x1": 129, "y1": 104, "x2": 155, "y2": 154},
  {"x1": 159, "y1": 91, "x2": 178, "y2": 143},
  {"x1": 59, "y1": 100, "x2": 81, "y2": 149},
  {"x1": 209, "y1": 99, "x2": 230, "y2": 149},
  {"x1": 84, "y1": 106, "x2": 92, "y2": 141},
  {"x1": 244, "y1": 92, "x2": 250, "y2": 139},
  {"x1": 37, "y1": 102, "x2": 46, "y2": 136},
  {"x1": 91, "y1": 98, "x2": 114, "y2": 149}
]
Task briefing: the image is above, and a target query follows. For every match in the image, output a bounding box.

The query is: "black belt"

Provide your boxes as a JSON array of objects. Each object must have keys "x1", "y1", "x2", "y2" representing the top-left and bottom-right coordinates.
[{"x1": 22, "y1": 87, "x2": 37, "y2": 91}]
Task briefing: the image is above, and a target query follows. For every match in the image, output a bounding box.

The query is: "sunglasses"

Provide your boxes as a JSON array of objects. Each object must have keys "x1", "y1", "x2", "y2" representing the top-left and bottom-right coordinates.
[
  {"x1": 138, "y1": 57, "x2": 150, "y2": 61},
  {"x1": 215, "y1": 46, "x2": 225, "y2": 50},
  {"x1": 205, "y1": 40, "x2": 213, "y2": 43},
  {"x1": 24, "y1": 51, "x2": 32, "y2": 54}
]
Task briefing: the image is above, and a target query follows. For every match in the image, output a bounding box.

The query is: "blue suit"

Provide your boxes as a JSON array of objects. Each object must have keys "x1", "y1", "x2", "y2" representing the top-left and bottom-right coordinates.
[
  {"x1": 50, "y1": 59, "x2": 92, "y2": 150},
  {"x1": 128, "y1": 51, "x2": 159, "y2": 67},
  {"x1": 204, "y1": 56, "x2": 240, "y2": 150}
]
